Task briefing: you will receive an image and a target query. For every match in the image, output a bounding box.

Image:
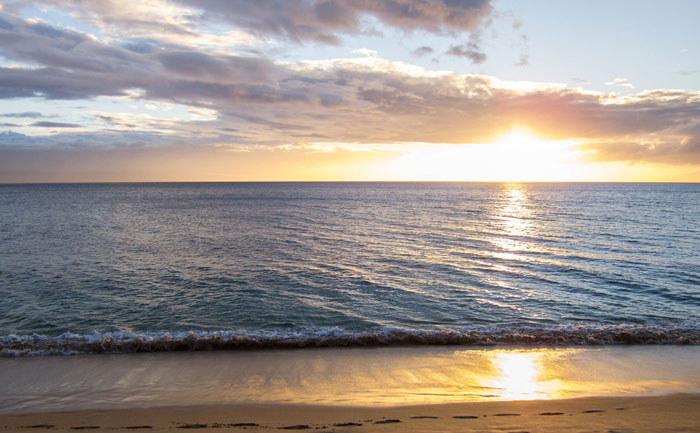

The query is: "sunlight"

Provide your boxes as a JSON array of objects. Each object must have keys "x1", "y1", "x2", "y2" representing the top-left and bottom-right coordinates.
[
  {"x1": 384, "y1": 129, "x2": 585, "y2": 181},
  {"x1": 482, "y1": 129, "x2": 583, "y2": 182},
  {"x1": 490, "y1": 352, "x2": 544, "y2": 400},
  {"x1": 500, "y1": 184, "x2": 529, "y2": 239},
  {"x1": 490, "y1": 183, "x2": 534, "y2": 258}
]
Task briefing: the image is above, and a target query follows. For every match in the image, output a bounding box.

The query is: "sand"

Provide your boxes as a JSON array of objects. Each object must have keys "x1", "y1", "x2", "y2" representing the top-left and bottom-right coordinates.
[
  {"x1": 1, "y1": 393, "x2": 699, "y2": 433},
  {"x1": 5, "y1": 346, "x2": 700, "y2": 414}
]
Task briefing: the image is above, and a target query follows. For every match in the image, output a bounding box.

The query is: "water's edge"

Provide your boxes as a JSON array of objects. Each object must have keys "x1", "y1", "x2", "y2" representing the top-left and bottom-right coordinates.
[{"x1": 3, "y1": 324, "x2": 699, "y2": 356}]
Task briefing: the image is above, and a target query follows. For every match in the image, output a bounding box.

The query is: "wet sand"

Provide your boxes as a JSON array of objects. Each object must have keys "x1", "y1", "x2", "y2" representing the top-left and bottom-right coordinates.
[
  {"x1": 4, "y1": 346, "x2": 700, "y2": 414},
  {"x1": 1, "y1": 393, "x2": 699, "y2": 433},
  {"x1": 3, "y1": 347, "x2": 700, "y2": 432}
]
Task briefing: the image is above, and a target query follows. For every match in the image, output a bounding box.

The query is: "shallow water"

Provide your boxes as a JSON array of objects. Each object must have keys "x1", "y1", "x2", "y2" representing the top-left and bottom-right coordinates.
[{"x1": 1, "y1": 182, "x2": 699, "y2": 355}]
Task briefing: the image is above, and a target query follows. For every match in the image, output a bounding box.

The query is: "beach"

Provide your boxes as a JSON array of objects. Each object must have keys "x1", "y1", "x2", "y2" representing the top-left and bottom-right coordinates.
[
  {"x1": 1, "y1": 394, "x2": 699, "y2": 433},
  {"x1": 2, "y1": 0, "x2": 699, "y2": 427},
  {"x1": 2, "y1": 346, "x2": 700, "y2": 432},
  {"x1": 1, "y1": 183, "x2": 699, "y2": 432}
]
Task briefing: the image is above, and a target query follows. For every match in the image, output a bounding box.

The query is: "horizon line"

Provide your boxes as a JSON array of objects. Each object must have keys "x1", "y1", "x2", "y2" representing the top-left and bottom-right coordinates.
[{"x1": 2, "y1": 180, "x2": 699, "y2": 185}]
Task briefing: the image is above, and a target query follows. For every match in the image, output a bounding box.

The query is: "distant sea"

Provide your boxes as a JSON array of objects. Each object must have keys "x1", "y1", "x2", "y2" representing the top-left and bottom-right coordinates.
[{"x1": 1, "y1": 182, "x2": 699, "y2": 356}]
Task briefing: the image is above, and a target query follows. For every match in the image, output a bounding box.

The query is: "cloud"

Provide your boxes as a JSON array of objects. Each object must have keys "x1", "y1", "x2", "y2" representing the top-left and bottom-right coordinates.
[
  {"x1": 30, "y1": 121, "x2": 80, "y2": 128},
  {"x1": 445, "y1": 43, "x2": 486, "y2": 63},
  {"x1": 0, "y1": 111, "x2": 44, "y2": 118},
  {"x1": 0, "y1": 6, "x2": 699, "y2": 169},
  {"x1": 0, "y1": 130, "x2": 173, "y2": 149},
  {"x1": 8, "y1": 0, "x2": 493, "y2": 48},
  {"x1": 174, "y1": 0, "x2": 493, "y2": 44},
  {"x1": 514, "y1": 53, "x2": 528, "y2": 66},
  {"x1": 411, "y1": 46, "x2": 434, "y2": 57},
  {"x1": 605, "y1": 77, "x2": 634, "y2": 89},
  {"x1": 579, "y1": 136, "x2": 700, "y2": 165},
  {"x1": 4, "y1": 0, "x2": 260, "y2": 50},
  {"x1": 351, "y1": 48, "x2": 378, "y2": 57},
  {"x1": 445, "y1": 34, "x2": 486, "y2": 63}
]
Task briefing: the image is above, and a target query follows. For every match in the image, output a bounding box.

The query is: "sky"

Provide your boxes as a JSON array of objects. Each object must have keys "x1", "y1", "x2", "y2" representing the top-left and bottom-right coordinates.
[{"x1": 0, "y1": 0, "x2": 699, "y2": 182}]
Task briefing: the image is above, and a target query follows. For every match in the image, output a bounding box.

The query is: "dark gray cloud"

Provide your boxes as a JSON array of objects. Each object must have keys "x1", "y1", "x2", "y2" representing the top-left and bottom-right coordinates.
[
  {"x1": 445, "y1": 38, "x2": 486, "y2": 63},
  {"x1": 0, "y1": 66, "x2": 131, "y2": 99},
  {"x1": 6, "y1": 0, "x2": 493, "y2": 49},
  {"x1": 30, "y1": 121, "x2": 80, "y2": 128},
  {"x1": 0, "y1": 111, "x2": 43, "y2": 118},
  {"x1": 156, "y1": 50, "x2": 275, "y2": 81},
  {"x1": 176, "y1": 0, "x2": 493, "y2": 44},
  {"x1": 0, "y1": 13, "x2": 332, "y2": 105},
  {"x1": 411, "y1": 46, "x2": 434, "y2": 57},
  {"x1": 0, "y1": 130, "x2": 170, "y2": 149},
  {"x1": 0, "y1": 17, "x2": 145, "y2": 74}
]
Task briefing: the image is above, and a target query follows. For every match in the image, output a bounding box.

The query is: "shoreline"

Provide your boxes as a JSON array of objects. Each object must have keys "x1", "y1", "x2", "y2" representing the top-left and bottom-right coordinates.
[
  {"x1": 1, "y1": 394, "x2": 699, "y2": 432},
  {"x1": 3, "y1": 346, "x2": 700, "y2": 415}
]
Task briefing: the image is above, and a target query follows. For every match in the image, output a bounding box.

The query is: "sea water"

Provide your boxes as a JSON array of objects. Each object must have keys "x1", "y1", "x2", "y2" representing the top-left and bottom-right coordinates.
[{"x1": 1, "y1": 182, "x2": 699, "y2": 355}]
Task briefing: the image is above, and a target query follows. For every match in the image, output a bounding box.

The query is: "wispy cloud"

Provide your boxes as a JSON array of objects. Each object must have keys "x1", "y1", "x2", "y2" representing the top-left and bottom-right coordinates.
[
  {"x1": 605, "y1": 77, "x2": 635, "y2": 89},
  {"x1": 445, "y1": 34, "x2": 486, "y2": 63},
  {"x1": 30, "y1": 121, "x2": 80, "y2": 128},
  {"x1": 351, "y1": 48, "x2": 378, "y2": 57},
  {"x1": 0, "y1": 111, "x2": 44, "y2": 118},
  {"x1": 411, "y1": 46, "x2": 434, "y2": 57}
]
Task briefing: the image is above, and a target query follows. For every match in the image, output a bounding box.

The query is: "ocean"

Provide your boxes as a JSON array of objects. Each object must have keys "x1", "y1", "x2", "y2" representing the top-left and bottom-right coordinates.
[{"x1": 1, "y1": 182, "x2": 699, "y2": 355}]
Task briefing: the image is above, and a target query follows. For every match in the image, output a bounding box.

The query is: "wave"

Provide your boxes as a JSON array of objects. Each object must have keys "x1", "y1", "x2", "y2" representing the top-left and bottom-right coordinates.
[{"x1": 2, "y1": 325, "x2": 699, "y2": 356}]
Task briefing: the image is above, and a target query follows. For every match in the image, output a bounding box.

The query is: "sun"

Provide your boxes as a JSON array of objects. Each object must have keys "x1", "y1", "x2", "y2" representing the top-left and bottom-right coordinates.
[
  {"x1": 385, "y1": 128, "x2": 585, "y2": 181},
  {"x1": 482, "y1": 128, "x2": 584, "y2": 182}
]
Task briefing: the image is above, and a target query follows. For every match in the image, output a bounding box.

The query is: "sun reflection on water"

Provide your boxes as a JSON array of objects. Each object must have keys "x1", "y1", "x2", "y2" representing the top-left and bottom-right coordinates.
[
  {"x1": 486, "y1": 184, "x2": 537, "y2": 290},
  {"x1": 498, "y1": 184, "x2": 530, "y2": 246}
]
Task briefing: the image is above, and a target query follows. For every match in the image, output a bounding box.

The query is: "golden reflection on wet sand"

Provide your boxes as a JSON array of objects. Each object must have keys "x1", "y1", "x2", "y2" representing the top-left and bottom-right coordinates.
[
  {"x1": 3, "y1": 346, "x2": 700, "y2": 413},
  {"x1": 456, "y1": 349, "x2": 564, "y2": 402},
  {"x1": 489, "y1": 351, "x2": 544, "y2": 399}
]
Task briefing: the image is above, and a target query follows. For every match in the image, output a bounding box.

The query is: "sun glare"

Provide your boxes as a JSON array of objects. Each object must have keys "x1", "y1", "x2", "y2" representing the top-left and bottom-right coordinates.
[
  {"x1": 493, "y1": 352, "x2": 540, "y2": 399},
  {"x1": 483, "y1": 129, "x2": 583, "y2": 181},
  {"x1": 387, "y1": 128, "x2": 585, "y2": 181}
]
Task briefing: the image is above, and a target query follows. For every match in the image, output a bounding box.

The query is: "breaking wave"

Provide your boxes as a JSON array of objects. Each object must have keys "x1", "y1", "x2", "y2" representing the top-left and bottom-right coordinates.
[{"x1": 2, "y1": 325, "x2": 700, "y2": 356}]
